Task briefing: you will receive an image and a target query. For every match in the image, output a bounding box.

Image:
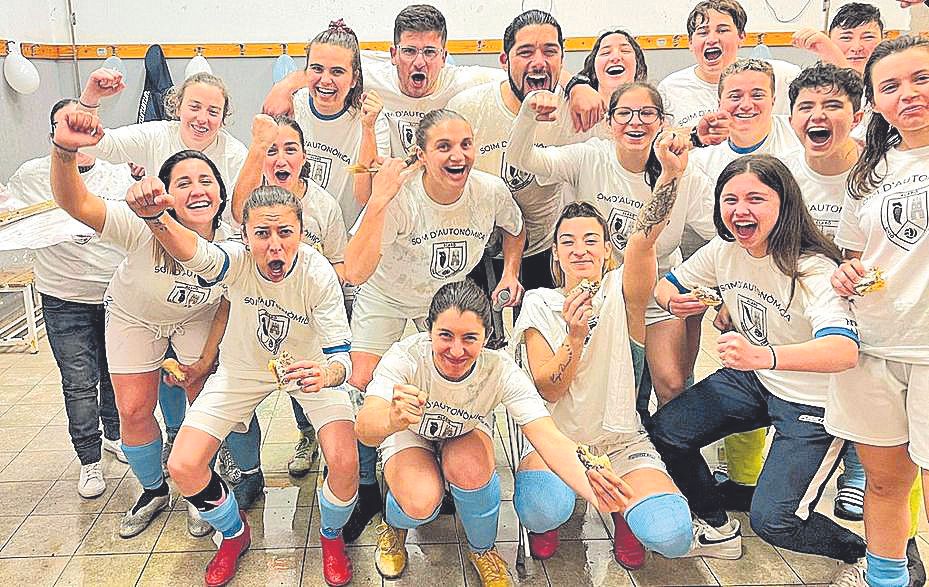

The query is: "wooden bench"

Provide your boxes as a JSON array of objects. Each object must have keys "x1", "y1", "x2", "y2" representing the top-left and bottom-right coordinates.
[{"x1": 0, "y1": 267, "x2": 43, "y2": 353}]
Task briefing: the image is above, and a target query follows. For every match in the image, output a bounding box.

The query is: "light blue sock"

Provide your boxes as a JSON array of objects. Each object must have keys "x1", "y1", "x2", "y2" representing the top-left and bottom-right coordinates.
[
  {"x1": 841, "y1": 446, "x2": 866, "y2": 489},
  {"x1": 385, "y1": 490, "x2": 440, "y2": 530},
  {"x1": 198, "y1": 489, "x2": 243, "y2": 538},
  {"x1": 318, "y1": 480, "x2": 357, "y2": 539},
  {"x1": 866, "y1": 550, "x2": 909, "y2": 587},
  {"x1": 450, "y1": 471, "x2": 501, "y2": 553},
  {"x1": 513, "y1": 469, "x2": 574, "y2": 533},
  {"x1": 122, "y1": 436, "x2": 165, "y2": 490},
  {"x1": 625, "y1": 492, "x2": 693, "y2": 558}
]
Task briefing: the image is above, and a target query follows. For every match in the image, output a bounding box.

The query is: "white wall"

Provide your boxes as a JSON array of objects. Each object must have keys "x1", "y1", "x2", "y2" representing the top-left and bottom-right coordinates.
[{"x1": 1, "y1": 0, "x2": 913, "y2": 44}]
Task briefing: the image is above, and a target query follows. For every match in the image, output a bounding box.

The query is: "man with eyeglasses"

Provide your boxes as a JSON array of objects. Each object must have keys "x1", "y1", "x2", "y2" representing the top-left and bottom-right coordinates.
[{"x1": 264, "y1": 4, "x2": 507, "y2": 157}]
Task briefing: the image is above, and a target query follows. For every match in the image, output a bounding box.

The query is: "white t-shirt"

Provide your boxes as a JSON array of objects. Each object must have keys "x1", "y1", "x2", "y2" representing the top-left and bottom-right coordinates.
[
  {"x1": 669, "y1": 237, "x2": 858, "y2": 407},
  {"x1": 298, "y1": 181, "x2": 347, "y2": 264},
  {"x1": 511, "y1": 269, "x2": 640, "y2": 441},
  {"x1": 506, "y1": 102, "x2": 716, "y2": 273},
  {"x1": 6, "y1": 157, "x2": 132, "y2": 303},
  {"x1": 448, "y1": 83, "x2": 586, "y2": 256},
  {"x1": 835, "y1": 144, "x2": 929, "y2": 365},
  {"x1": 101, "y1": 201, "x2": 233, "y2": 326},
  {"x1": 292, "y1": 88, "x2": 390, "y2": 227},
  {"x1": 690, "y1": 115, "x2": 801, "y2": 185},
  {"x1": 658, "y1": 59, "x2": 801, "y2": 127},
  {"x1": 357, "y1": 169, "x2": 523, "y2": 314},
  {"x1": 363, "y1": 57, "x2": 507, "y2": 156},
  {"x1": 83, "y1": 120, "x2": 248, "y2": 197},
  {"x1": 368, "y1": 331, "x2": 550, "y2": 439},
  {"x1": 185, "y1": 240, "x2": 351, "y2": 377},
  {"x1": 780, "y1": 149, "x2": 848, "y2": 240}
]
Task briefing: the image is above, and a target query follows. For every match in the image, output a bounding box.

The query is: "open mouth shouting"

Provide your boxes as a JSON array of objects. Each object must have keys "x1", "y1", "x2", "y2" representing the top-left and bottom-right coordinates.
[
  {"x1": 732, "y1": 220, "x2": 757, "y2": 241},
  {"x1": 805, "y1": 125, "x2": 833, "y2": 148},
  {"x1": 623, "y1": 129, "x2": 648, "y2": 144},
  {"x1": 409, "y1": 71, "x2": 428, "y2": 90},
  {"x1": 273, "y1": 169, "x2": 293, "y2": 184},
  {"x1": 266, "y1": 258, "x2": 287, "y2": 281},
  {"x1": 524, "y1": 72, "x2": 551, "y2": 92},
  {"x1": 442, "y1": 163, "x2": 469, "y2": 181},
  {"x1": 703, "y1": 47, "x2": 724, "y2": 66}
]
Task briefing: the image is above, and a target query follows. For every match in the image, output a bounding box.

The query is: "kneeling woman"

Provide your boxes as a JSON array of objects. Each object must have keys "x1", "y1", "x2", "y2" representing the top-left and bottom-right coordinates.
[
  {"x1": 126, "y1": 184, "x2": 358, "y2": 587},
  {"x1": 355, "y1": 279, "x2": 634, "y2": 586},
  {"x1": 649, "y1": 154, "x2": 866, "y2": 571},
  {"x1": 510, "y1": 136, "x2": 695, "y2": 569}
]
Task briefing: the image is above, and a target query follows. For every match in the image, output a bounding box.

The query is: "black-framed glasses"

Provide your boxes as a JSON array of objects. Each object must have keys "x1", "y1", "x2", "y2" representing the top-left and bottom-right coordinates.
[
  {"x1": 396, "y1": 45, "x2": 443, "y2": 61},
  {"x1": 609, "y1": 106, "x2": 663, "y2": 125}
]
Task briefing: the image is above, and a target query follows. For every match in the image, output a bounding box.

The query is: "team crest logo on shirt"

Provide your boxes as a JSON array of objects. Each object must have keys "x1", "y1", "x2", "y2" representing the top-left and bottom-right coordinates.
[
  {"x1": 607, "y1": 208, "x2": 636, "y2": 251},
  {"x1": 500, "y1": 155, "x2": 534, "y2": 192},
  {"x1": 420, "y1": 413, "x2": 464, "y2": 439},
  {"x1": 398, "y1": 120, "x2": 417, "y2": 151},
  {"x1": 737, "y1": 295, "x2": 769, "y2": 346},
  {"x1": 431, "y1": 241, "x2": 467, "y2": 279},
  {"x1": 166, "y1": 283, "x2": 209, "y2": 307},
  {"x1": 257, "y1": 309, "x2": 291, "y2": 354},
  {"x1": 881, "y1": 190, "x2": 928, "y2": 251},
  {"x1": 305, "y1": 154, "x2": 332, "y2": 189}
]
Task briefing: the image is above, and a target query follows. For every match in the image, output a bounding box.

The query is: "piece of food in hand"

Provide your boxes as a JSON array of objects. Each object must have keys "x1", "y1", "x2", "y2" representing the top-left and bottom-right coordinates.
[
  {"x1": 161, "y1": 358, "x2": 186, "y2": 382},
  {"x1": 691, "y1": 285, "x2": 723, "y2": 306},
  {"x1": 268, "y1": 350, "x2": 296, "y2": 387},
  {"x1": 576, "y1": 444, "x2": 611, "y2": 470},
  {"x1": 570, "y1": 278, "x2": 601, "y2": 297},
  {"x1": 853, "y1": 267, "x2": 885, "y2": 295}
]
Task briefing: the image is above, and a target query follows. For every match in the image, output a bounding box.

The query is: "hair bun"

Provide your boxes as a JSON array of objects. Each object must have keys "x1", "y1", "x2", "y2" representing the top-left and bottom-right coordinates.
[{"x1": 328, "y1": 18, "x2": 355, "y2": 36}]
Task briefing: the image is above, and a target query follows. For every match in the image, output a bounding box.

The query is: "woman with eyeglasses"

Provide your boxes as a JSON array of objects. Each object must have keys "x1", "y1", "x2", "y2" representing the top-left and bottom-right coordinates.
[{"x1": 506, "y1": 83, "x2": 717, "y2": 418}]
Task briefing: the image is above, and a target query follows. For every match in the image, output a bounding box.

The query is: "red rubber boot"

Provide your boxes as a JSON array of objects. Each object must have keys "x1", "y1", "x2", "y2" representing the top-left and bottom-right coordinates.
[
  {"x1": 320, "y1": 532, "x2": 353, "y2": 586},
  {"x1": 205, "y1": 511, "x2": 251, "y2": 587}
]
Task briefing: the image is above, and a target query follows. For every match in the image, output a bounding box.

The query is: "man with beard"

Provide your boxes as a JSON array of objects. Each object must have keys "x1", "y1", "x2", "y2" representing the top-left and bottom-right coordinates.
[{"x1": 448, "y1": 10, "x2": 585, "y2": 301}]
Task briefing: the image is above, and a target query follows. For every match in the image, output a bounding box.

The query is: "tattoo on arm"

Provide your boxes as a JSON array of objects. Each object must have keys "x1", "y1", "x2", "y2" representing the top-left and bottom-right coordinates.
[
  {"x1": 635, "y1": 178, "x2": 679, "y2": 237},
  {"x1": 144, "y1": 216, "x2": 168, "y2": 232},
  {"x1": 549, "y1": 343, "x2": 574, "y2": 385}
]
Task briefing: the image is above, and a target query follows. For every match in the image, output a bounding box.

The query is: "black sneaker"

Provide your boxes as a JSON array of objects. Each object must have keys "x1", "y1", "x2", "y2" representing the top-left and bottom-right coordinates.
[
  {"x1": 909, "y1": 537, "x2": 926, "y2": 587},
  {"x1": 232, "y1": 470, "x2": 265, "y2": 510},
  {"x1": 439, "y1": 489, "x2": 456, "y2": 515},
  {"x1": 342, "y1": 482, "x2": 383, "y2": 543}
]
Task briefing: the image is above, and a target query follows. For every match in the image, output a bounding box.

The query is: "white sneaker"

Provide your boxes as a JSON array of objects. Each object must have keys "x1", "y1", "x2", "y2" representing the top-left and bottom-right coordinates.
[
  {"x1": 78, "y1": 461, "x2": 106, "y2": 498},
  {"x1": 683, "y1": 516, "x2": 742, "y2": 560},
  {"x1": 829, "y1": 561, "x2": 867, "y2": 587},
  {"x1": 102, "y1": 438, "x2": 128, "y2": 463}
]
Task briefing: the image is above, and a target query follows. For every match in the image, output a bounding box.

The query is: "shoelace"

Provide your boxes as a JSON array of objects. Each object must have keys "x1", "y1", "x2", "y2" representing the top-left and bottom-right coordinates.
[
  {"x1": 217, "y1": 444, "x2": 242, "y2": 484},
  {"x1": 472, "y1": 550, "x2": 508, "y2": 583},
  {"x1": 293, "y1": 436, "x2": 312, "y2": 460},
  {"x1": 830, "y1": 564, "x2": 865, "y2": 587},
  {"x1": 376, "y1": 523, "x2": 402, "y2": 553},
  {"x1": 83, "y1": 462, "x2": 104, "y2": 482}
]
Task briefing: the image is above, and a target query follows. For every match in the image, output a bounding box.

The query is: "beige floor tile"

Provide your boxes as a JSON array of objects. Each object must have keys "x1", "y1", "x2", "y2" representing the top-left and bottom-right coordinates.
[
  {"x1": 0, "y1": 450, "x2": 75, "y2": 482},
  {"x1": 104, "y1": 476, "x2": 175, "y2": 514},
  {"x1": 242, "y1": 506, "x2": 312, "y2": 550},
  {"x1": 3, "y1": 367, "x2": 55, "y2": 387},
  {"x1": 17, "y1": 384, "x2": 63, "y2": 405},
  {"x1": 629, "y1": 555, "x2": 720, "y2": 586},
  {"x1": 0, "y1": 512, "x2": 95, "y2": 557},
  {"x1": 0, "y1": 452, "x2": 17, "y2": 473},
  {"x1": 541, "y1": 539, "x2": 634, "y2": 586},
  {"x1": 777, "y1": 549, "x2": 843, "y2": 585},
  {"x1": 0, "y1": 480, "x2": 54, "y2": 515},
  {"x1": 225, "y1": 548, "x2": 305, "y2": 585},
  {"x1": 302, "y1": 544, "x2": 381, "y2": 586},
  {"x1": 262, "y1": 472, "x2": 320, "y2": 509},
  {"x1": 262, "y1": 441, "x2": 309, "y2": 475},
  {"x1": 0, "y1": 556, "x2": 68, "y2": 585},
  {"x1": 559, "y1": 499, "x2": 612, "y2": 541},
  {"x1": 704, "y1": 537, "x2": 802, "y2": 585},
  {"x1": 137, "y1": 550, "x2": 214, "y2": 586},
  {"x1": 55, "y1": 553, "x2": 148, "y2": 586},
  {"x1": 0, "y1": 404, "x2": 58, "y2": 428},
  {"x1": 0, "y1": 425, "x2": 42, "y2": 451},
  {"x1": 23, "y1": 425, "x2": 73, "y2": 451},
  {"x1": 0, "y1": 386, "x2": 29, "y2": 404},
  {"x1": 0, "y1": 515, "x2": 25, "y2": 549},
  {"x1": 383, "y1": 542, "x2": 465, "y2": 587},
  {"x1": 265, "y1": 417, "x2": 303, "y2": 444},
  {"x1": 48, "y1": 409, "x2": 69, "y2": 426},
  {"x1": 152, "y1": 510, "x2": 216, "y2": 553},
  {"x1": 76, "y1": 511, "x2": 166, "y2": 554},
  {"x1": 33, "y1": 478, "x2": 118, "y2": 515}
]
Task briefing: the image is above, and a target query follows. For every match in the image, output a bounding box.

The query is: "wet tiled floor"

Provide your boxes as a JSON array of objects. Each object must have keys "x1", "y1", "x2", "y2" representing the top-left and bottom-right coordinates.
[{"x1": 0, "y1": 318, "x2": 925, "y2": 586}]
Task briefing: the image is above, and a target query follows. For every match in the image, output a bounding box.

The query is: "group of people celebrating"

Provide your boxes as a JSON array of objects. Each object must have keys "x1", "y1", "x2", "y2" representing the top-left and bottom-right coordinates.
[{"x1": 5, "y1": 1, "x2": 928, "y2": 586}]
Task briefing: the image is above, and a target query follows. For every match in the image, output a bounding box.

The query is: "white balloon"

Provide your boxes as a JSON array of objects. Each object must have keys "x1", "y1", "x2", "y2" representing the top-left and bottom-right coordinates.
[
  {"x1": 185, "y1": 54, "x2": 212, "y2": 80},
  {"x1": 3, "y1": 43, "x2": 40, "y2": 95},
  {"x1": 101, "y1": 55, "x2": 127, "y2": 78}
]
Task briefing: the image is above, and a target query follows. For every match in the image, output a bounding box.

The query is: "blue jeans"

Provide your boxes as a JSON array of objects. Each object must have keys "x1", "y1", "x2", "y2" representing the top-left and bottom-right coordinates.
[
  {"x1": 41, "y1": 294, "x2": 119, "y2": 465},
  {"x1": 158, "y1": 348, "x2": 186, "y2": 438},
  {"x1": 649, "y1": 368, "x2": 866, "y2": 563}
]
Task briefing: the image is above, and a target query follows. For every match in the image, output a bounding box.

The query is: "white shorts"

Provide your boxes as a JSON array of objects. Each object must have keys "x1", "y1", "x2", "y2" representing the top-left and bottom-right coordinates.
[
  {"x1": 521, "y1": 429, "x2": 667, "y2": 478},
  {"x1": 379, "y1": 426, "x2": 493, "y2": 464},
  {"x1": 104, "y1": 309, "x2": 215, "y2": 374},
  {"x1": 826, "y1": 353, "x2": 929, "y2": 468},
  {"x1": 350, "y1": 288, "x2": 427, "y2": 356},
  {"x1": 645, "y1": 297, "x2": 677, "y2": 327},
  {"x1": 184, "y1": 369, "x2": 354, "y2": 441}
]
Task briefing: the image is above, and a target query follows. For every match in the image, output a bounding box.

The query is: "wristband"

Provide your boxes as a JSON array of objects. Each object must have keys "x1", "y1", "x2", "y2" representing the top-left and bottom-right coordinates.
[
  {"x1": 78, "y1": 99, "x2": 100, "y2": 109},
  {"x1": 767, "y1": 345, "x2": 777, "y2": 370},
  {"x1": 52, "y1": 140, "x2": 78, "y2": 153},
  {"x1": 690, "y1": 126, "x2": 707, "y2": 148},
  {"x1": 564, "y1": 73, "x2": 592, "y2": 98},
  {"x1": 137, "y1": 211, "x2": 166, "y2": 221}
]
